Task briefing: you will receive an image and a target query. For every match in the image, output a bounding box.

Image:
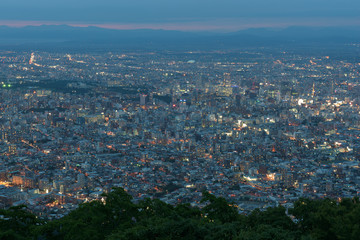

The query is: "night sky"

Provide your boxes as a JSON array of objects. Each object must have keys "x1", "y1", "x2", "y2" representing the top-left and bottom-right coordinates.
[{"x1": 0, "y1": 0, "x2": 359, "y2": 31}]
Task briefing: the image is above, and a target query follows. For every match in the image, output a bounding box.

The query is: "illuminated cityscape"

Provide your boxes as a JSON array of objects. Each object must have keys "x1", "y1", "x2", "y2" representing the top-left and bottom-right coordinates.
[{"x1": 0, "y1": 48, "x2": 359, "y2": 219}]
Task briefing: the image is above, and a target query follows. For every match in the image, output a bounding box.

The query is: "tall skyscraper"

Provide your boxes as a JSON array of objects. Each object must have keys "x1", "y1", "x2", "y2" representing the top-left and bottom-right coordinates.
[{"x1": 140, "y1": 94, "x2": 147, "y2": 106}]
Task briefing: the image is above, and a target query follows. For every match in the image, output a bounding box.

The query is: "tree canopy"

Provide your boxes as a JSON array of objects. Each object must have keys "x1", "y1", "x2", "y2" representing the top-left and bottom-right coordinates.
[{"x1": 1, "y1": 189, "x2": 360, "y2": 240}]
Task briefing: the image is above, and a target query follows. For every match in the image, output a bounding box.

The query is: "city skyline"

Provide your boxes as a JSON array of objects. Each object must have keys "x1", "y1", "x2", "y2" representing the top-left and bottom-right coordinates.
[{"x1": 0, "y1": 47, "x2": 359, "y2": 218}]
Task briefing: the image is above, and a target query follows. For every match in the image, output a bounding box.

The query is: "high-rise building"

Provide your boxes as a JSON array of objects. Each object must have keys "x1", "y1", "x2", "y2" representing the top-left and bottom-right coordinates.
[
  {"x1": 8, "y1": 144, "x2": 17, "y2": 155},
  {"x1": 140, "y1": 94, "x2": 147, "y2": 106},
  {"x1": 77, "y1": 173, "x2": 86, "y2": 188}
]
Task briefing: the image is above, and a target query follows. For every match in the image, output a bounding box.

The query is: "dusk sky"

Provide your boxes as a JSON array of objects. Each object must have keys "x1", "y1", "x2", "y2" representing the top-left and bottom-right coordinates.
[{"x1": 1, "y1": 0, "x2": 359, "y2": 31}]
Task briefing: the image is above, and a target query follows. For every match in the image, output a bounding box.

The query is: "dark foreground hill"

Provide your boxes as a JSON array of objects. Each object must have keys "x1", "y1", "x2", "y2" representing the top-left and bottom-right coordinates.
[{"x1": 1, "y1": 188, "x2": 360, "y2": 240}]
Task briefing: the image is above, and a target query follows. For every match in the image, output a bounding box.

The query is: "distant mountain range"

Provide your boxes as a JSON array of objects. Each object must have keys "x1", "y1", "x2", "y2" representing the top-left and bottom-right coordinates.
[{"x1": 0, "y1": 25, "x2": 359, "y2": 50}]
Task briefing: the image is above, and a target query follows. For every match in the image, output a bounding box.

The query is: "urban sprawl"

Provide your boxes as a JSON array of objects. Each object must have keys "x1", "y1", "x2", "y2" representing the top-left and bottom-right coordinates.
[{"x1": 0, "y1": 48, "x2": 359, "y2": 219}]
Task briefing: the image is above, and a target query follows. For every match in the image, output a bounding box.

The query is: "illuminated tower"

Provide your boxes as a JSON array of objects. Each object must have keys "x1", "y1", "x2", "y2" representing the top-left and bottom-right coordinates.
[
  {"x1": 8, "y1": 144, "x2": 17, "y2": 155},
  {"x1": 311, "y1": 83, "x2": 315, "y2": 98},
  {"x1": 29, "y1": 53, "x2": 35, "y2": 65}
]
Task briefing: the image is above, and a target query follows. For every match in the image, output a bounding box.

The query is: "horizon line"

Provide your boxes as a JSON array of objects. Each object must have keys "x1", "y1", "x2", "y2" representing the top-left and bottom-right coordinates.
[{"x1": 0, "y1": 18, "x2": 359, "y2": 33}]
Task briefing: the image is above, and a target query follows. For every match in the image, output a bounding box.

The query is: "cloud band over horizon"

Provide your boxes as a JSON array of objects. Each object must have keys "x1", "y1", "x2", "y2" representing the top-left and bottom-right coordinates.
[{"x1": 0, "y1": 17, "x2": 360, "y2": 32}]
